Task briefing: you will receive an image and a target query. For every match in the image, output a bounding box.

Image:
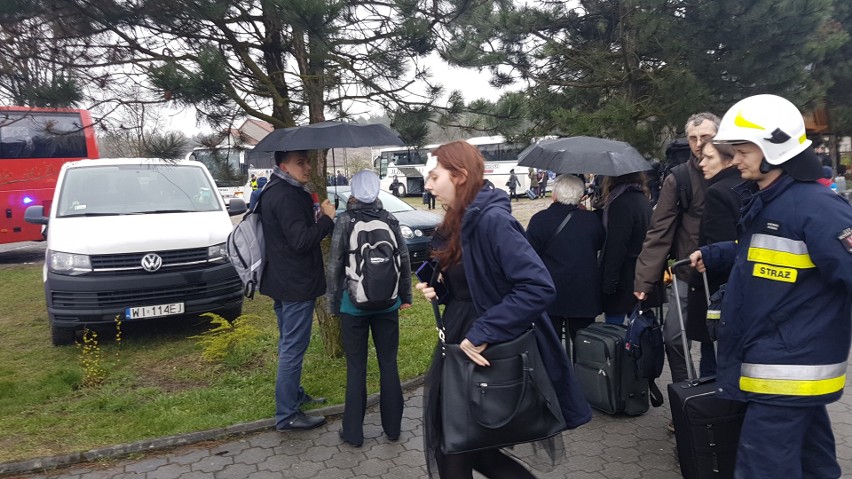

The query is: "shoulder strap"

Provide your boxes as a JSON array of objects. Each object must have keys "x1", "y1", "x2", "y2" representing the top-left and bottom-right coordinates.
[
  {"x1": 543, "y1": 211, "x2": 575, "y2": 252},
  {"x1": 252, "y1": 179, "x2": 282, "y2": 216},
  {"x1": 671, "y1": 164, "x2": 692, "y2": 213}
]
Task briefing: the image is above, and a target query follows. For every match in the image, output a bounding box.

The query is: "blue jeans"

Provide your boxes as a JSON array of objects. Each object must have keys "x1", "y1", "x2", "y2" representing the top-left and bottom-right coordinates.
[{"x1": 274, "y1": 299, "x2": 315, "y2": 428}]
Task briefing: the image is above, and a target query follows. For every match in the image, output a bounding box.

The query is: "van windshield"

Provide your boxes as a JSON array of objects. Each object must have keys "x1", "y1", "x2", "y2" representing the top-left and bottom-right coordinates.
[{"x1": 56, "y1": 164, "x2": 222, "y2": 217}]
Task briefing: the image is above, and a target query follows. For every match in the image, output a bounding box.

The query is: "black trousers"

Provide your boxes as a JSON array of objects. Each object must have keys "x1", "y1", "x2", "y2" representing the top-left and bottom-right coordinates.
[
  {"x1": 549, "y1": 315, "x2": 595, "y2": 362},
  {"x1": 340, "y1": 310, "x2": 404, "y2": 444}
]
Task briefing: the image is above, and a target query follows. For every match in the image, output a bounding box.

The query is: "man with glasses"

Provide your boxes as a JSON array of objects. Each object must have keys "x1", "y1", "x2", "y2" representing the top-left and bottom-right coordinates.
[{"x1": 633, "y1": 112, "x2": 719, "y2": 432}]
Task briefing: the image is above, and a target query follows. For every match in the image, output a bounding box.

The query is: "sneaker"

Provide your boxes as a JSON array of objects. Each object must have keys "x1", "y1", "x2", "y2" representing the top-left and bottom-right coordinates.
[{"x1": 666, "y1": 420, "x2": 676, "y2": 433}]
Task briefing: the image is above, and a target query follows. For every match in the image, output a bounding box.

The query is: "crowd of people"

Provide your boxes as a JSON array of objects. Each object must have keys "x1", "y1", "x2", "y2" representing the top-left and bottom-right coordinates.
[{"x1": 250, "y1": 94, "x2": 852, "y2": 479}]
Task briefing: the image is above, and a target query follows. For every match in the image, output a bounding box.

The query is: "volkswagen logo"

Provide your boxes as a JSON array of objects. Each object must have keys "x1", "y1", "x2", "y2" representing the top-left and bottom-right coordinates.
[{"x1": 141, "y1": 253, "x2": 163, "y2": 272}]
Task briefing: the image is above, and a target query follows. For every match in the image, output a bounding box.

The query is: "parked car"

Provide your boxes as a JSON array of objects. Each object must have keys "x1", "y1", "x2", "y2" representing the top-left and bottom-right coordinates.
[
  {"x1": 327, "y1": 187, "x2": 441, "y2": 265},
  {"x1": 25, "y1": 158, "x2": 247, "y2": 346}
]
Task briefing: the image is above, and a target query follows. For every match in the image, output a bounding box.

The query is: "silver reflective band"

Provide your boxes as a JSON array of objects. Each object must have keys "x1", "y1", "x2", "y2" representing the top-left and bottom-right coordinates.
[
  {"x1": 741, "y1": 362, "x2": 847, "y2": 381},
  {"x1": 749, "y1": 233, "x2": 809, "y2": 255}
]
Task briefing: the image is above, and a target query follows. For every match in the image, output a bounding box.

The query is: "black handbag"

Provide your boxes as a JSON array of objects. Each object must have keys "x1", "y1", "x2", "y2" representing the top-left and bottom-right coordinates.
[{"x1": 427, "y1": 268, "x2": 567, "y2": 454}]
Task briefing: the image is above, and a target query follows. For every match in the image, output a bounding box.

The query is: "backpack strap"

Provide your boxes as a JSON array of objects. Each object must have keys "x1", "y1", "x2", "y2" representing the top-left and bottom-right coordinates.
[
  {"x1": 250, "y1": 178, "x2": 282, "y2": 216},
  {"x1": 671, "y1": 163, "x2": 693, "y2": 214}
]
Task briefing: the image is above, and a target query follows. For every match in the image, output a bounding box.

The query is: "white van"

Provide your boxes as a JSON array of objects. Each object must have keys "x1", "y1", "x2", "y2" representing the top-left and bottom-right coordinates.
[{"x1": 25, "y1": 158, "x2": 247, "y2": 345}]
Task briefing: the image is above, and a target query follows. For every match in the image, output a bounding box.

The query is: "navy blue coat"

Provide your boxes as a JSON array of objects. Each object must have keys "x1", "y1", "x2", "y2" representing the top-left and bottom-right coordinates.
[
  {"x1": 527, "y1": 202, "x2": 604, "y2": 318},
  {"x1": 701, "y1": 174, "x2": 852, "y2": 406},
  {"x1": 460, "y1": 182, "x2": 592, "y2": 429}
]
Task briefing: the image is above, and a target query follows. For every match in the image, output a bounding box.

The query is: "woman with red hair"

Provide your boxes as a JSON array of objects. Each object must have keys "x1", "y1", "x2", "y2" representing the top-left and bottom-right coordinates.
[{"x1": 415, "y1": 141, "x2": 591, "y2": 478}]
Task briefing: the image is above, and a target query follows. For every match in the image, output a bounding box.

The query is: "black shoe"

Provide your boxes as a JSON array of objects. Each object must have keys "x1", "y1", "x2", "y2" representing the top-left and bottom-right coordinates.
[
  {"x1": 300, "y1": 394, "x2": 327, "y2": 407},
  {"x1": 386, "y1": 433, "x2": 400, "y2": 442},
  {"x1": 339, "y1": 430, "x2": 363, "y2": 447},
  {"x1": 277, "y1": 412, "x2": 326, "y2": 431}
]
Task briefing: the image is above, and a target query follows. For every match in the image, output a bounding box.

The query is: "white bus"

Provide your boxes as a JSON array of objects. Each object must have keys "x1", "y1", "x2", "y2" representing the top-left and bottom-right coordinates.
[
  {"x1": 185, "y1": 146, "x2": 251, "y2": 205},
  {"x1": 372, "y1": 136, "x2": 543, "y2": 198}
]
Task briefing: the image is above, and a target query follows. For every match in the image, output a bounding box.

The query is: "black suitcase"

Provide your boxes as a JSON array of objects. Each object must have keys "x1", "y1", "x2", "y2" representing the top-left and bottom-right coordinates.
[
  {"x1": 666, "y1": 260, "x2": 746, "y2": 479},
  {"x1": 574, "y1": 323, "x2": 649, "y2": 416}
]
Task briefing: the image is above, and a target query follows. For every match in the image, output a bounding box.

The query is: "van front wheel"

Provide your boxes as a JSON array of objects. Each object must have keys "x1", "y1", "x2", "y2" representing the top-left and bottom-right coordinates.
[{"x1": 51, "y1": 323, "x2": 77, "y2": 346}]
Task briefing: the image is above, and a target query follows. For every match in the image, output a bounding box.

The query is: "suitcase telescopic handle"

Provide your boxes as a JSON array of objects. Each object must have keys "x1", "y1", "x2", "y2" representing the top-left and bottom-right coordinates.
[{"x1": 669, "y1": 258, "x2": 697, "y2": 381}]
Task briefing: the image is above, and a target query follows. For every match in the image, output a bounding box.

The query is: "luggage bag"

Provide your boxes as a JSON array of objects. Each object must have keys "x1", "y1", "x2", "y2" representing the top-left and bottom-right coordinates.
[
  {"x1": 525, "y1": 188, "x2": 536, "y2": 200},
  {"x1": 666, "y1": 259, "x2": 746, "y2": 479},
  {"x1": 574, "y1": 323, "x2": 649, "y2": 416}
]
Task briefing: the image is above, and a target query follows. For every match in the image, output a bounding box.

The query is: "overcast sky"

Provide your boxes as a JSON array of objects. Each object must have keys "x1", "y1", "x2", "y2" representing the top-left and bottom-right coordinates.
[{"x1": 164, "y1": 51, "x2": 510, "y2": 137}]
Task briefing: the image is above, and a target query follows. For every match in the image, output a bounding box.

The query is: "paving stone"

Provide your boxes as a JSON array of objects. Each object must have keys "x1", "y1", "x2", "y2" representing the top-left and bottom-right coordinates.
[
  {"x1": 9, "y1": 355, "x2": 852, "y2": 479},
  {"x1": 124, "y1": 457, "x2": 168, "y2": 474},
  {"x1": 146, "y1": 463, "x2": 191, "y2": 479},
  {"x1": 213, "y1": 462, "x2": 258, "y2": 479}
]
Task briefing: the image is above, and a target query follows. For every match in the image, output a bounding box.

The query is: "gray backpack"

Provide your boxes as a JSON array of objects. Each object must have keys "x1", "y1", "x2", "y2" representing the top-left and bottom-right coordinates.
[
  {"x1": 226, "y1": 180, "x2": 278, "y2": 298},
  {"x1": 345, "y1": 209, "x2": 401, "y2": 310}
]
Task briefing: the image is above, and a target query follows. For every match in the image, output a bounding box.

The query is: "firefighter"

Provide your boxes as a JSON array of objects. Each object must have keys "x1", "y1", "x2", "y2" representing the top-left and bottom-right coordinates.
[{"x1": 690, "y1": 94, "x2": 852, "y2": 478}]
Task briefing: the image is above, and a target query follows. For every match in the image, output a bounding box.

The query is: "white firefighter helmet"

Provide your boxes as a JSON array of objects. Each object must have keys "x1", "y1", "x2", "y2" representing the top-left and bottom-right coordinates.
[{"x1": 714, "y1": 94, "x2": 811, "y2": 165}]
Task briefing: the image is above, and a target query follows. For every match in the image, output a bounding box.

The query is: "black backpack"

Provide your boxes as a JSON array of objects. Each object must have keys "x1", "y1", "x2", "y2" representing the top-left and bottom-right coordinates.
[
  {"x1": 345, "y1": 209, "x2": 401, "y2": 310},
  {"x1": 661, "y1": 138, "x2": 694, "y2": 213}
]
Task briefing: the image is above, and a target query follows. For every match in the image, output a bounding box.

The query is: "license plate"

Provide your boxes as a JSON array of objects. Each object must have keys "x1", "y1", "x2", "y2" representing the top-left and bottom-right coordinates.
[{"x1": 125, "y1": 302, "x2": 185, "y2": 320}]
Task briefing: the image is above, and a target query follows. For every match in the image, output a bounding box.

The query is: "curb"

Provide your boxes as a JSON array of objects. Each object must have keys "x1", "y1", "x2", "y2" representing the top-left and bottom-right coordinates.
[{"x1": 0, "y1": 376, "x2": 426, "y2": 477}]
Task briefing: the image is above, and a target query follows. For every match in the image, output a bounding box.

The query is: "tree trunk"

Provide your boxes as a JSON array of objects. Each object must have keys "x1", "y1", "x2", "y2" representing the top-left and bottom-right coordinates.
[{"x1": 314, "y1": 290, "x2": 343, "y2": 358}]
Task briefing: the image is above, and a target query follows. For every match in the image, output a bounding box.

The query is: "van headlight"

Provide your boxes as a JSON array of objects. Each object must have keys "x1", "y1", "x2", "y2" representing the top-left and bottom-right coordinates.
[
  {"x1": 47, "y1": 250, "x2": 92, "y2": 275},
  {"x1": 400, "y1": 225, "x2": 414, "y2": 239},
  {"x1": 208, "y1": 243, "x2": 227, "y2": 262}
]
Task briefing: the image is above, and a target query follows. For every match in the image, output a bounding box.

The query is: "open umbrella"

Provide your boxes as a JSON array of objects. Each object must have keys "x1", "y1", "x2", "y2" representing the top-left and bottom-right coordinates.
[
  {"x1": 517, "y1": 136, "x2": 653, "y2": 177},
  {"x1": 253, "y1": 121, "x2": 405, "y2": 208},
  {"x1": 253, "y1": 121, "x2": 405, "y2": 152}
]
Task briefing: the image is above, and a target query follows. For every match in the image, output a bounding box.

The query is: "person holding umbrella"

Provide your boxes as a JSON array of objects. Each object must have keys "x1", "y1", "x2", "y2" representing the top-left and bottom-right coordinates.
[{"x1": 260, "y1": 150, "x2": 336, "y2": 431}]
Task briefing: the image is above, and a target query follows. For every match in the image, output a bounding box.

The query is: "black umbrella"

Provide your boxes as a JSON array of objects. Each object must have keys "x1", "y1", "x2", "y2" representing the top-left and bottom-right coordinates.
[
  {"x1": 517, "y1": 136, "x2": 653, "y2": 176},
  {"x1": 253, "y1": 121, "x2": 405, "y2": 152},
  {"x1": 253, "y1": 121, "x2": 405, "y2": 209}
]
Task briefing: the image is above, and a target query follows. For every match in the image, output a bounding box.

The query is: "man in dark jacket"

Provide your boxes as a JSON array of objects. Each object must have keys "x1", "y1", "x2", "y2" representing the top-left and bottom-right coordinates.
[
  {"x1": 527, "y1": 174, "x2": 604, "y2": 356},
  {"x1": 634, "y1": 112, "x2": 718, "y2": 395},
  {"x1": 691, "y1": 94, "x2": 852, "y2": 478},
  {"x1": 260, "y1": 150, "x2": 336, "y2": 431}
]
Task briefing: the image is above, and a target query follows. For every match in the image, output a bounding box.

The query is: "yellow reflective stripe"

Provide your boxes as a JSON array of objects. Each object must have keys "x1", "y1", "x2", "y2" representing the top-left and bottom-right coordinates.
[
  {"x1": 799, "y1": 133, "x2": 807, "y2": 144},
  {"x1": 747, "y1": 248, "x2": 815, "y2": 269},
  {"x1": 740, "y1": 375, "x2": 846, "y2": 396},
  {"x1": 706, "y1": 309, "x2": 721, "y2": 320},
  {"x1": 748, "y1": 234, "x2": 814, "y2": 269},
  {"x1": 734, "y1": 110, "x2": 766, "y2": 130}
]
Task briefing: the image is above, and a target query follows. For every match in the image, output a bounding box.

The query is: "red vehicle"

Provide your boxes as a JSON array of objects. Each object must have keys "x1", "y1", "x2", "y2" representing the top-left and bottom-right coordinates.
[{"x1": 0, "y1": 107, "x2": 99, "y2": 244}]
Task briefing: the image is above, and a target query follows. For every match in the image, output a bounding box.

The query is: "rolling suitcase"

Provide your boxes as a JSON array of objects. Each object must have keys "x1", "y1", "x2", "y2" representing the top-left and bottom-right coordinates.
[
  {"x1": 525, "y1": 188, "x2": 536, "y2": 200},
  {"x1": 666, "y1": 259, "x2": 746, "y2": 479},
  {"x1": 574, "y1": 323, "x2": 649, "y2": 416}
]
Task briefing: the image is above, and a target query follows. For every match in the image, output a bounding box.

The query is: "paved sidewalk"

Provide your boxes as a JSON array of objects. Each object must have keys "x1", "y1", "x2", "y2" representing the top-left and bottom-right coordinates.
[{"x1": 7, "y1": 351, "x2": 852, "y2": 479}]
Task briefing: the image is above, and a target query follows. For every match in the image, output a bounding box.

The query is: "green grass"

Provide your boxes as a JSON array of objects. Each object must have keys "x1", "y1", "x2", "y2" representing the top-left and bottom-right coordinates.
[{"x1": 0, "y1": 265, "x2": 436, "y2": 463}]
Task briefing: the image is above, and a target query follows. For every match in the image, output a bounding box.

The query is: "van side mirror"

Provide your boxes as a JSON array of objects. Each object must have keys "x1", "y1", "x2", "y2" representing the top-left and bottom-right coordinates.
[
  {"x1": 228, "y1": 198, "x2": 247, "y2": 216},
  {"x1": 24, "y1": 205, "x2": 48, "y2": 225}
]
